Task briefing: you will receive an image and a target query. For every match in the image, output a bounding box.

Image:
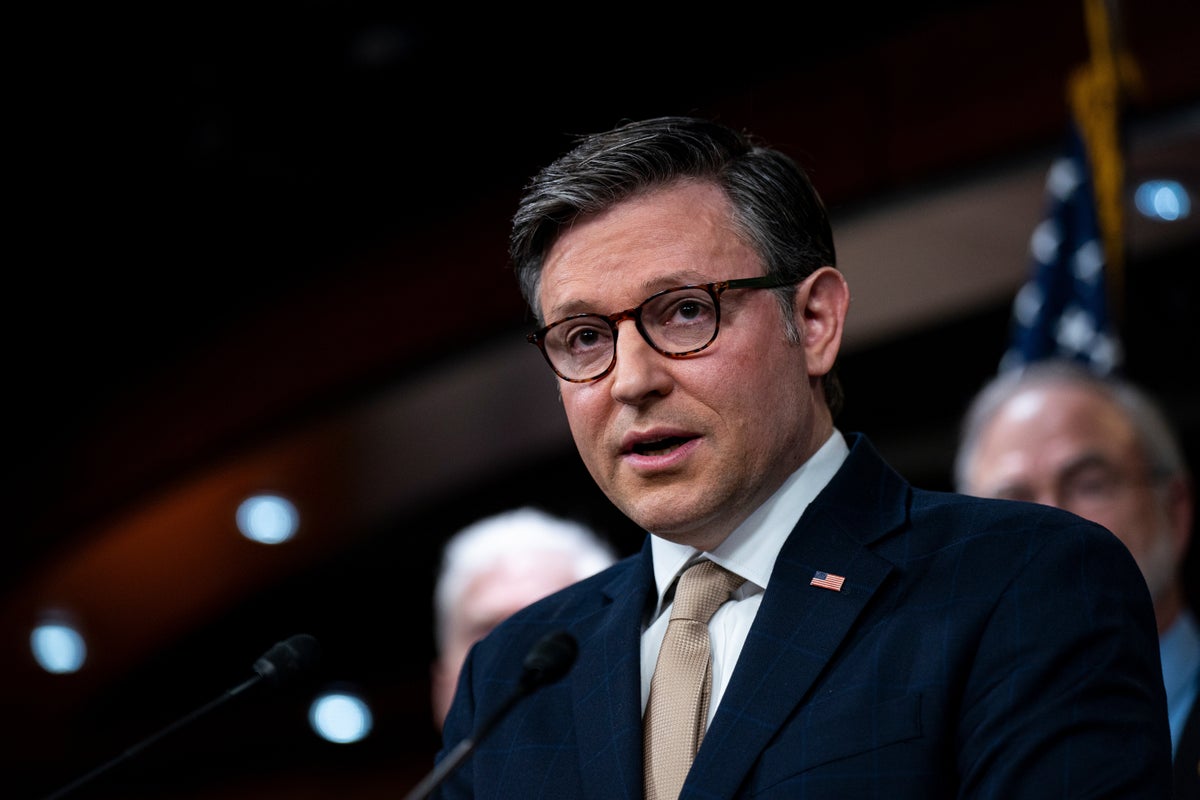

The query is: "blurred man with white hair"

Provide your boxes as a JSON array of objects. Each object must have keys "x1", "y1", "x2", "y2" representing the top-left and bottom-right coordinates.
[{"x1": 430, "y1": 507, "x2": 617, "y2": 730}]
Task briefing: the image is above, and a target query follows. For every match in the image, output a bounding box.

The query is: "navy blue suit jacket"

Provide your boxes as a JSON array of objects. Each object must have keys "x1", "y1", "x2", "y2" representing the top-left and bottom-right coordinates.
[{"x1": 436, "y1": 434, "x2": 1172, "y2": 798}]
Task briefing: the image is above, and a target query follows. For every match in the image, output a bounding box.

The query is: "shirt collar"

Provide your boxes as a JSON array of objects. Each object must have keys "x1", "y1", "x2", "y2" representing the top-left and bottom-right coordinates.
[
  {"x1": 648, "y1": 429, "x2": 850, "y2": 618},
  {"x1": 1161, "y1": 606, "x2": 1200, "y2": 698}
]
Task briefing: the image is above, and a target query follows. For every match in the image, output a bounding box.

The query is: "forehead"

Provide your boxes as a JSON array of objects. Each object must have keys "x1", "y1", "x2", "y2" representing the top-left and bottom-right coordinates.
[
  {"x1": 999, "y1": 383, "x2": 1129, "y2": 434},
  {"x1": 976, "y1": 383, "x2": 1141, "y2": 474},
  {"x1": 538, "y1": 181, "x2": 758, "y2": 315}
]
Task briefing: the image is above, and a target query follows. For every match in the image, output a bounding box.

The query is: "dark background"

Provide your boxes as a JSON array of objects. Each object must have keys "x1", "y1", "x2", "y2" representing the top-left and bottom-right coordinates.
[{"x1": 6, "y1": 2, "x2": 1200, "y2": 798}]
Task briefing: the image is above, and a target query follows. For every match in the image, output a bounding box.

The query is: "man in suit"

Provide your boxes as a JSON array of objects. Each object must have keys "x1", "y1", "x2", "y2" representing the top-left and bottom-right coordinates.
[
  {"x1": 954, "y1": 358, "x2": 1197, "y2": 798},
  {"x1": 432, "y1": 116, "x2": 1172, "y2": 798}
]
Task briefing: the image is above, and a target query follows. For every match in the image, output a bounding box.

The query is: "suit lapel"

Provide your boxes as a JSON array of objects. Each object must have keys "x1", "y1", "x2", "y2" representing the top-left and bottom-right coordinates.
[
  {"x1": 572, "y1": 542, "x2": 656, "y2": 800},
  {"x1": 687, "y1": 435, "x2": 908, "y2": 797}
]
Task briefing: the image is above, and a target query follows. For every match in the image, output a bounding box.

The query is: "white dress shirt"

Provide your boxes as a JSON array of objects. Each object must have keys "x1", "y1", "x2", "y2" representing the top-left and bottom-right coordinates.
[{"x1": 640, "y1": 429, "x2": 850, "y2": 725}]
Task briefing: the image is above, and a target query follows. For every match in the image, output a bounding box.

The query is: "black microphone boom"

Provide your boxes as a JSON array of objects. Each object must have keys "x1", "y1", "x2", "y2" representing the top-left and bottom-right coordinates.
[
  {"x1": 402, "y1": 629, "x2": 579, "y2": 800},
  {"x1": 42, "y1": 633, "x2": 321, "y2": 800}
]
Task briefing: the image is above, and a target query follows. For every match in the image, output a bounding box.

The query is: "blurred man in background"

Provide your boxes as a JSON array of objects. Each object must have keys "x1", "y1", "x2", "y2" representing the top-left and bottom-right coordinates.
[
  {"x1": 430, "y1": 507, "x2": 617, "y2": 730},
  {"x1": 955, "y1": 358, "x2": 1198, "y2": 795}
]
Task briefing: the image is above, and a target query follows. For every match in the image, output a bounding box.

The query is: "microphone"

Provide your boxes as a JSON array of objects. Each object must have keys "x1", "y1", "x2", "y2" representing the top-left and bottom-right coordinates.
[
  {"x1": 43, "y1": 633, "x2": 321, "y2": 800},
  {"x1": 403, "y1": 629, "x2": 579, "y2": 800},
  {"x1": 252, "y1": 633, "x2": 321, "y2": 689}
]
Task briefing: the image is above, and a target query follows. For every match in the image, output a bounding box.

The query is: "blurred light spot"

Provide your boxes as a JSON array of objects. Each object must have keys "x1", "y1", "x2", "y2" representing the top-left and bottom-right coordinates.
[
  {"x1": 309, "y1": 690, "x2": 373, "y2": 744},
  {"x1": 348, "y1": 24, "x2": 412, "y2": 71},
  {"x1": 1134, "y1": 179, "x2": 1191, "y2": 221},
  {"x1": 236, "y1": 494, "x2": 299, "y2": 544},
  {"x1": 31, "y1": 622, "x2": 86, "y2": 674}
]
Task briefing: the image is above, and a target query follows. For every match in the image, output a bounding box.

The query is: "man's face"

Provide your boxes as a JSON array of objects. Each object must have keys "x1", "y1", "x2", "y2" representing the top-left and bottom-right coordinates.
[
  {"x1": 963, "y1": 383, "x2": 1182, "y2": 603},
  {"x1": 536, "y1": 181, "x2": 824, "y2": 551}
]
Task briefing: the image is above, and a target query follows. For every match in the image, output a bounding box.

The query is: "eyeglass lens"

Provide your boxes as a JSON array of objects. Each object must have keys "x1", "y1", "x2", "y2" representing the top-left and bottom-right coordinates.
[{"x1": 543, "y1": 286, "x2": 720, "y2": 380}]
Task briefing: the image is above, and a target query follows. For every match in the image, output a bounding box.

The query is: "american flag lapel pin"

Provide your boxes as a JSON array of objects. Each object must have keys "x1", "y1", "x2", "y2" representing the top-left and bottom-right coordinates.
[{"x1": 810, "y1": 570, "x2": 845, "y2": 592}]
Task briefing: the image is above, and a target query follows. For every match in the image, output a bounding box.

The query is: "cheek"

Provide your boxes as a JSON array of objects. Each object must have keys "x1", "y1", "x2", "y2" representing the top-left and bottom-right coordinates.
[
  {"x1": 734, "y1": 351, "x2": 809, "y2": 419},
  {"x1": 1093, "y1": 499, "x2": 1155, "y2": 555},
  {"x1": 561, "y1": 389, "x2": 606, "y2": 455},
  {"x1": 710, "y1": 361, "x2": 806, "y2": 450}
]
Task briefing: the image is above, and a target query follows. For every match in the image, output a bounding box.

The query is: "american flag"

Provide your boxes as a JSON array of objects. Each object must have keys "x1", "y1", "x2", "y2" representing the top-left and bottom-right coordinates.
[
  {"x1": 998, "y1": 120, "x2": 1123, "y2": 377},
  {"x1": 810, "y1": 571, "x2": 845, "y2": 592}
]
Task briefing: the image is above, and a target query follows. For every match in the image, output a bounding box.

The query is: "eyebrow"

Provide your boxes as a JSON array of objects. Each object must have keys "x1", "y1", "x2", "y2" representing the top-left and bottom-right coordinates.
[{"x1": 545, "y1": 270, "x2": 714, "y2": 320}]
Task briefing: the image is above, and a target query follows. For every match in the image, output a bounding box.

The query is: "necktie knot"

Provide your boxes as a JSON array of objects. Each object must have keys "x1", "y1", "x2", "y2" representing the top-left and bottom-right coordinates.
[{"x1": 669, "y1": 560, "x2": 744, "y2": 624}]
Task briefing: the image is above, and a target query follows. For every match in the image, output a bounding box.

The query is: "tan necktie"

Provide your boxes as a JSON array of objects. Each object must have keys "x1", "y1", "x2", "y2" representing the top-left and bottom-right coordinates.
[{"x1": 644, "y1": 560, "x2": 745, "y2": 800}]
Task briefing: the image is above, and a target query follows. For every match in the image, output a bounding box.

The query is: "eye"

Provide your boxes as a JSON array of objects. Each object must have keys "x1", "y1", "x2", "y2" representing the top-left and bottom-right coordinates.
[
  {"x1": 675, "y1": 299, "x2": 705, "y2": 321},
  {"x1": 655, "y1": 290, "x2": 716, "y2": 329},
  {"x1": 559, "y1": 317, "x2": 612, "y2": 354},
  {"x1": 1061, "y1": 467, "x2": 1120, "y2": 500}
]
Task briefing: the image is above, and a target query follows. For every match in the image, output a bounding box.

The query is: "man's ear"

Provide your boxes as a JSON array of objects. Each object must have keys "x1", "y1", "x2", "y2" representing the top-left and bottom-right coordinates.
[{"x1": 794, "y1": 267, "x2": 850, "y2": 377}]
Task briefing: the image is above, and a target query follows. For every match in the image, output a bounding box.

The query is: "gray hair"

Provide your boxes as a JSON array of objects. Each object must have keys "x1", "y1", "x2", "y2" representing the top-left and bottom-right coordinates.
[
  {"x1": 509, "y1": 116, "x2": 842, "y2": 417},
  {"x1": 954, "y1": 359, "x2": 1189, "y2": 492},
  {"x1": 433, "y1": 507, "x2": 617, "y2": 651}
]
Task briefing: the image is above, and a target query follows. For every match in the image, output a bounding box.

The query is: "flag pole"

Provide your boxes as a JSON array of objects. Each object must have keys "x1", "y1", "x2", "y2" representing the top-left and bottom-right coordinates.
[{"x1": 1067, "y1": 0, "x2": 1141, "y2": 330}]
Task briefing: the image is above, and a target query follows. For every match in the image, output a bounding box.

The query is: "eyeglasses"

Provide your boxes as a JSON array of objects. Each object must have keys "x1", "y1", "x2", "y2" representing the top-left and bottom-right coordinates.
[
  {"x1": 993, "y1": 459, "x2": 1171, "y2": 515},
  {"x1": 1055, "y1": 461, "x2": 1170, "y2": 512},
  {"x1": 526, "y1": 275, "x2": 798, "y2": 383}
]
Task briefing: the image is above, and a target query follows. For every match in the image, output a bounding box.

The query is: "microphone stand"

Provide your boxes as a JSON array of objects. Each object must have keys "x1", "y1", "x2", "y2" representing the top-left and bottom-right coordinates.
[
  {"x1": 402, "y1": 630, "x2": 577, "y2": 800},
  {"x1": 42, "y1": 634, "x2": 319, "y2": 800},
  {"x1": 401, "y1": 686, "x2": 525, "y2": 800},
  {"x1": 43, "y1": 675, "x2": 260, "y2": 800}
]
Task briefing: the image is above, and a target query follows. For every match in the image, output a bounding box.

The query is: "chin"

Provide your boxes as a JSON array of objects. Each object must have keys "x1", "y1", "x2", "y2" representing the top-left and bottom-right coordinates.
[{"x1": 620, "y1": 492, "x2": 717, "y2": 541}]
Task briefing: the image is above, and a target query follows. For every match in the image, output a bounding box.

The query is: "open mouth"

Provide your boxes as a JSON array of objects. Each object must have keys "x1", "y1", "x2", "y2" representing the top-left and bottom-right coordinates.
[{"x1": 631, "y1": 435, "x2": 693, "y2": 456}]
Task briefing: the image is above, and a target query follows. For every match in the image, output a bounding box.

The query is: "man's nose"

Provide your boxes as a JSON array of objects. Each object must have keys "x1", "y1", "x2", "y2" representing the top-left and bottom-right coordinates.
[{"x1": 609, "y1": 320, "x2": 673, "y2": 404}]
